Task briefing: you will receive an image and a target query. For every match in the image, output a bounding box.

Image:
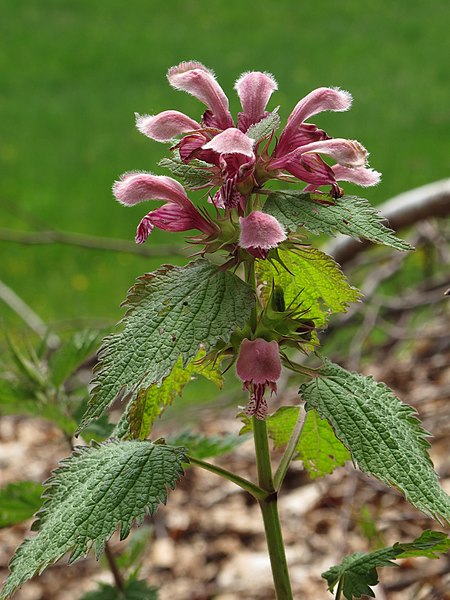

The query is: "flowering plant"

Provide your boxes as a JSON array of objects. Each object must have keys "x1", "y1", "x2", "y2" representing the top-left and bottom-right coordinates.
[{"x1": 3, "y1": 62, "x2": 450, "y2": 600}]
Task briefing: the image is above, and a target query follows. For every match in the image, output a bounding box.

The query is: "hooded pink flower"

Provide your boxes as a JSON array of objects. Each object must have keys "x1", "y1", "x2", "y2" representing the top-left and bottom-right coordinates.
[
  {"x1": 202, "y1": 128, "x2": 256, "y2": 209},
  {"x1": 239, "y1": 211, "x2": 287, "y2": 259},
  {"x1": 167, "y1": 61, "x2": 234, "y2": 130},
  {"x1": 269, "y1": 87, "x2": 381, "y2": 196},
  {"x1": 234, "y1": 71, "x2": 278, "y2": 132},
  {"x1": 113, "y1": 172, "x2": 217, "y2": 243},
  {"x1": 122, "y1": 61, "x2": 380, "y2": 234},
  {"x1": 134, "y1": 63, "x2": 281, "y2": 210},
  {"x1": 236, "y1": 338, "x2": 282, "y2": 419}
]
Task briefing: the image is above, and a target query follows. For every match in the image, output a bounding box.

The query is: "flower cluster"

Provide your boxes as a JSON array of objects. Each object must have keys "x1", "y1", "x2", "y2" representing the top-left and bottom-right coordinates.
[
  {"x1": 113, "y1": 61, "x2": 381, "y2": 418},
  {"x1": 113, "y1": 60, "x2": 380, "y2": 258}
]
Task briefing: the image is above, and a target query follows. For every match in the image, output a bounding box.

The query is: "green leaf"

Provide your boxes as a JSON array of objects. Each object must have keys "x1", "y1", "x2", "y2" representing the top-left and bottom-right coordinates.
[
  {"x1": 0, "y1": 482, "x2": 44, "y2": 528},
  {"x1": 240, "y1": 406, "x2": 349, "y2": 478},
  {"x1": 81, "y1": 259, "x2": 254, "y2": 429},
  {"x1": 297, "y1": 409, "x2": 350, "y2": 478},
  {"x1": 159, "y1": 153, "x2": 212, "y2": 189},
  {"x1": 114, "y1": 350, "x2": 223, "y2": 440},
  {"x1": 1, "y1": 440, "x2": 186, "y2": 598},
  {"x1": 49, "y1": 329, "x2": 104, "y2": 387},
  {"x1": 301, "y1": 360, "x2": 450, "y2": 523},
  {"x1": 263, "y1": 192, "x2": 412, "y2": 251},
  {"x1": 256, "y1": 248, "x2": 360, "y2": 326},
  {"x1": 323, "y1": 530, "x2": 450, "y2": 599},
  {"x1": 168, "y1": 431, "x2": 247, "y2": 460},
  {"x1": 246, "y1": 108, "x2": 281, "y2": 141},
  {"x1": 79, "y1": 578, "x2": 158, "y2": 600}
]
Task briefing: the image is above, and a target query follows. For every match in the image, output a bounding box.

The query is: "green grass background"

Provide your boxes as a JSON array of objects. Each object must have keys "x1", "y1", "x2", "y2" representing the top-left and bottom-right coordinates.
[{"x1": 1, "y1": 0, "x2": 449, "y2": 331}]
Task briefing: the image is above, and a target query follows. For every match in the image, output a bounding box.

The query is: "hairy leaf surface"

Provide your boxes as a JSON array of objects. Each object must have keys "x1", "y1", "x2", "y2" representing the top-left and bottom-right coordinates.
[
  {"x1": 257, "y1": 248, "x2": 360, "y2": 326},
  {"x1": 323, "y1": 530, "x2": 450, "y2": 599},
  {"x1": 159, "y1": 153, "x2": 212, "y2": 189},
  {"x1": 263, "y1": 192, "x2": 412, "y2": 251},
  {"x1": 115, "y1": 352, "x2": 223, "y2": 440},
  {"x1": 246, "y1": 108, "x2": 280, "y2": 141},
  {"x1": 301, "y1": 361, "x2": 450, "y2": 522},
  {"x1": 81, "y1": 260, "x2": 254, "y2": 428},
  {"x1": 1, "y1": 441, "x2": 186, "y2": 598}
]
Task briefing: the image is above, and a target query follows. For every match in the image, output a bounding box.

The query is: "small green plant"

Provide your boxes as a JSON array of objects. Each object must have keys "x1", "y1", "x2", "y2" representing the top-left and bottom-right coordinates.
[{"x1": 2, "y1": 62, "x2": 449, "y2": 600}]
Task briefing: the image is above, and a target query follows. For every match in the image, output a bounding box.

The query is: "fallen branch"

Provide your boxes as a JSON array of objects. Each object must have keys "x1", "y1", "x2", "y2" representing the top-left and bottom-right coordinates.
[
  {"x1": 328, "y1": 178, "x2": 450, "y2": 265},
  {"x1": 0, "y1": 228, "x2": 188, "y2": 257}
]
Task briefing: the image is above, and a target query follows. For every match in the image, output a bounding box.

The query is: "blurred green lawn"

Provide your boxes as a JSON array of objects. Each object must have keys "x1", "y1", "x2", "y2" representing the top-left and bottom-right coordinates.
[{"x1": 1, "y1": 0, "x2": 449, "y2": 331}]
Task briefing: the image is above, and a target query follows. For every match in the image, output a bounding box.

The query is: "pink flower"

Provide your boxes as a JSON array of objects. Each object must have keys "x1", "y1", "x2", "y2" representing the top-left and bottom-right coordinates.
[
  {"x1": 239, "y1": 211, "x2": 287, "y2": 259},
  {"x1": 236, "y1": 338, "x2": 282, "y2": 419},
  {"x1": 202, "y1": 128, "x2": 256, "y2": 209},
  {"x1": 113, "y1": 172, "x2": 217, "y2": 243},
  {"x1": 136, "y1": 110, "x2": 200, "y2": 142},
  {"x1": 121, "y1": 62, "x2": 381, "y2": 232},
  {"x1": 269, "y1": 87, "x2": 380, "y2": 196},
  {"x1": 234, "y1": 71, "x2": 278, "y2": 132},
  {"x1": 167, "y1": 61, "x2": 234, "y2": 130}
]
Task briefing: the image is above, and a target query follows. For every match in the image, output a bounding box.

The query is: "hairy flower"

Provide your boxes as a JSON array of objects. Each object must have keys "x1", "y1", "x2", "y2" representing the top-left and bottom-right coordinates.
[
  {"x1": 113, "y1": 172, "x2": 217, "y2": 243},
  {"x1": 268, "y1": 87, "x2": 380, "y2": 196},
  {"x1": 236, "y1": 338, "x2": 282, "y2": 419},
  {"x1": 239, "y1": 212, "x2": 287, "y2": 259},
  {"x1": 234, "y1": 71, "x2": 278, "y2": 132},
  {"x1": 115, "y1": 62, "x2": 381, "y2": 247}
]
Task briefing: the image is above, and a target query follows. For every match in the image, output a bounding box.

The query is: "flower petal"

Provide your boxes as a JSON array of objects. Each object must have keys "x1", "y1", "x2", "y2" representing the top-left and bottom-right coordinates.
[
  {"x1": 113, "y1": 172, "x2": 188, "y2": 206},
  {"x1": 136, "y1": 110, "x2": 200, "y2": 142},
  {"x1": 167, "y1": 61, "x2": 233, "y2": 129},
  {"x1": 236, "y1": 338, "x2": 281, "y2": 385},
  {"x1": 135, "y1": 216, "x2": 154, "y2": 244},
  {"x1": 234, "y1": 71, "x2": 278, "y2": 129},
  {"x1": 144, "y1": 203, "x2": 202, "y2": 232},
  {"x1": 286, "y1": 87, "x2": 352, "y2": 130},
  {"x1": 239, "y1": 211, "x2": 286, "y2": 251},
  {"x1": 332, "y1": 165, "x2": 382, "y2": 186},
  {"x1": 300, "y1": 138, "x2": 368, "y2": 167},
  {"x1": 273, "y1": 153, "x2": 336, "y2": 187},
  {"x1": 202, "y1": 128, "x2": 254, "y2": 157}
]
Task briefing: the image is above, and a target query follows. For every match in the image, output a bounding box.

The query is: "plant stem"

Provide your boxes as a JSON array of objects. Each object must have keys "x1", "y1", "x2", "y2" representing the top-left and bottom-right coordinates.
[
  {"x1": 253, "y1": 418, "x2": 294, "y2": 599},
  {"x1": 273, "y1": 405, "x2": 306, "y2": 491},
  {"x1": 253, "y1": 418, "x2": 274, "y2": 492},
  {"x1": 188, "y1": 455, "x2": 268, "y2": 501},
  {"x1": 104, "y1": 542, "x2": 125, "y2": 593}
]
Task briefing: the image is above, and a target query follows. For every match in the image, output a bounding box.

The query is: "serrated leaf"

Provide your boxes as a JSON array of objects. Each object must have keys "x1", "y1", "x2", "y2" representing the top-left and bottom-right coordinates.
[
  {"x1": 159, "y1": 153, "x2": 212, "y2": 189},
  {"x1": 297, "y1": 409, "x2": 350, "y2": 478},
  {"x1": 81, "y1": 259, "x2": 254, "y2": 429},
  {"x1": 79, "y1": 578, "x2": 158, "y2": 600},
  {"x1": 240, "y1": 406, "x2": 349, "y2": 478},
  {"x1": 168, "y1": 431, "x2": 246, "y2": 460},
  {"x1": 114, "y1": 350, "x2": 223, "y2": 440},
  {"x1": 323, "y1": 530, "x2": 450, "y2": 599},
  {"x1": 0, "y1": 482, "x2": 44, "y2": 528},
  {"x1": 257, "y1": 248, "x2": 360, "y2": 326},
  {"x1": 301, "y1": 360, "x2": 450, "y2": 523},
  {"x1": 1, "y1": 440, "x2": 186, "y2": 598},
  {"x1": 263, "y1": 192, "x2": 412, "y2": 251},
  {"x1": 246, "y1": 108, "x2": 281, "y2": 141}
]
